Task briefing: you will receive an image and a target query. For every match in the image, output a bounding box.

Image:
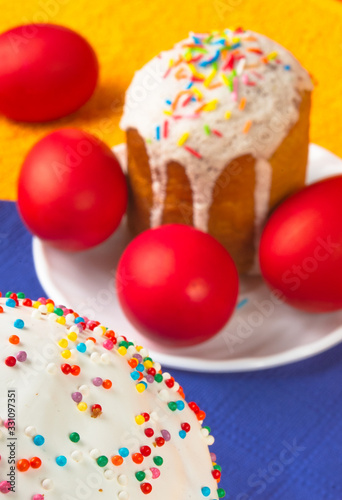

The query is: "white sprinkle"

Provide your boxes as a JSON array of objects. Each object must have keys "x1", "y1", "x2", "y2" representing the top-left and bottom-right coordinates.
[
  {"x1": 101, "y1": 353, "x2": 110, "y2": 364},
  {"x1": 68, "y1": 325, "x2": 79, "y2": 333},
  {"x1": 31, "y1": 310, "x2": 41, "y2": 319},
  {"x1": 104, "y1": 469, "x2": 115, "y2": 480},
  {"x1": 78, "y1": 385, "x2": 89, "y2": 397},
  {"x1": 162, "y1": 372, "x2": 171, "y2": 380},
  {"x1": 38, "y1": 304, "x2": 48, "y2": 314},
  {"x1": 25, "y1": 426, "x2": 36, "y2": 437},
  {"x1": 172, "y1": 382, "x2": 180, "y2": 392},
  {"x1": 46, "y1": 363, "x2": 57, "y2": 375},
  {"x1": 90, "y1": 352, "x2": 101, "y2": 363},
  {"x1": 85, "y1": 340, "x2": 95, "y2": 352},
  {"x1": 201, "y1": 428, "x2": 209, "y2": 437},
  {"x1": 118, "y1": 492, "x2": 129, "y2": 500},
  {"x1": 158, "y1": 390, "x2": 169, "y2": 402},
  {"x1": 48, "y1": 313, "x2": 58, "y2": 322},
  {"x1": 71, "y1": 451, "x2": 83, "y2": 462},
  {"x1": 65, "y1": 313, "x2": 75, "y2": 324},
  {"x1": 206, "y1": 435, "x2": 215, "y2": 445},
  {"x1": 90, "y1": 449, "x2": 100, "y2": 459},
  {"x1": 94, "y1": 326, "x2": 104, "y2": 336},
  {"x1": 117, "y1": 474, "x2": 128, "y2": 486},
  {"x1": 42, "y1": 478, "x2": 54, "y2": 490},
  {"x1": 144, "y1": 469, "x2": 153, "y2": 480}
]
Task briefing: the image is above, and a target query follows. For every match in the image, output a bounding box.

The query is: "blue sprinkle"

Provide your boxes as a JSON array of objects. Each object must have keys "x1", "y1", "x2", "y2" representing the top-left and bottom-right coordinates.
[
  {"x1": 199, "y1": 50, "x2": 220, "y2": 67},
  {"x1": 201, "y1": 486, "x2": 211, "y2": 497},
  {"x1": 192, "y1": 35, "x2": 202, "y2": 45},
  {"x1": 75, "y1": 317, "x2": 85, "y2": 324},
  {"x1": 179, "y1": 430, "x2": 187, "y2": 439},
  {"x1": 33, "y1": 435, "x2": 45, "y2": 446},
  {"x1": 14, "y1": 319, "x2": 24, "y2": 329},
  {"x1": 76, "y1": 343, "x2": 86, "y2": 353},
  {"x1": 156, "y1": 126, "x2": 161, "y2": 141},
  {"x1": 186, "y1": 81, "x2": 194, "y2": 89},
  {"x1": 56, "y1": 455, "x2": 67, "y2": 467},
  {"x1": 236, "y1": 298, "x2": 248, "y2": 309},
  {"x1": 118, "y1": 447, "x2": 129, "y2": 458},
  {"x1": 230, "y1": 42, "x2": 241, "y2": 50},
  {"x1": 165, "y1": 99, "x2": 172, "y2": 105},
  {"x1": 284, "y1": 64, "x2": 291, "y2": 71},
  {"x1": 136, "y1": 363, "x2": 145, "y2": 372},
  {"x1": 130, "y1": 371, "x2": 140, "y2": 381},
  {"x1": 6, "y1": 299, "x2": 16, "y2": 308},
  {"x1": 176, "y1": 400, "x2": 185, "y2": 411}
]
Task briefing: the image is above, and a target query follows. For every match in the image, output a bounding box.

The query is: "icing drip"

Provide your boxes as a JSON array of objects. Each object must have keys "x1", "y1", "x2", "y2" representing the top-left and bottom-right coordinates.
[{"x1": 120, "y1": 29, "x2": 313, "y2": 236}]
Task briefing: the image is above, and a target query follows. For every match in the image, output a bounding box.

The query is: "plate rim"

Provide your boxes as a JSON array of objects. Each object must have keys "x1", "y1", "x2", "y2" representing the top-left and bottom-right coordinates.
[{"x1": 32, "y1": 143, "x2": 342, "y2": 373}]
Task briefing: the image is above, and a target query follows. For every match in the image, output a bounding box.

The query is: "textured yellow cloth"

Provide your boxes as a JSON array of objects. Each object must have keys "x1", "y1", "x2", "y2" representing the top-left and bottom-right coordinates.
[{"x1": 0, "y1": 0, "x2": 341, "y2": 200}]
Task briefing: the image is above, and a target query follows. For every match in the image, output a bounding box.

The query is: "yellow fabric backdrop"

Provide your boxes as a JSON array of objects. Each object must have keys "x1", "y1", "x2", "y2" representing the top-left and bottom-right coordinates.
[{"x1": 0, "y1": 0, "x2": 341, "y2": 200}]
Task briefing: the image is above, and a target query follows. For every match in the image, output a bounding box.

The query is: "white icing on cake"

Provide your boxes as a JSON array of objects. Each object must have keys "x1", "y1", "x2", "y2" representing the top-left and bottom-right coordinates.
[
  {"x1": 0, "y1": 297, "x2": 220, "y2": 499},
  {"x1": 120, "y1": 29, "x2": 313, "y2": 237}
]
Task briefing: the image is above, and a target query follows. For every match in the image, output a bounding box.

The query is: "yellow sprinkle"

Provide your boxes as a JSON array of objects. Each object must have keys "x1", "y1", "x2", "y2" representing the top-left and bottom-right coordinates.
[
  {"x1": 46, "y1": 303, "x2": 54, "y2": 313},
  {"x1": 163, "y1": 110, "x2": 173, "y2": 116},
  {"x1": 192, "y1": 87, "x2": 203, "y2": 100},
  {"x1": 58, "y1": 339, "x2": 68, "y2": 348},
  {"x1": 136, "y1": 346, "x2": 143, "y2": 352},
  {"x1": 177, "y1": 132, "x2": 190, "y2": 146},
  {"x1": 68, "y1": 332, "x2": 78, "y2": 342},
  {"x1": 232, "y1": 36, "x2": 240, "y2": 44},
  {"x1": 57, "y1": 317, "x2": 66, "y2": 325},
  {"x1": 61, "y1": 349, "x2": 71, "y2": 359},
  {"x1": 224, "y1": 111, "x2": 232, "y2": 119},
  {"x1": 243, "y1": 120, "x2": 252, "y2": 133},
  {"x1": 221, "y1": 73, "x2": 230, "y2": 87},
  {"x1": 187, "y1": 63, "x2": 205, "y2": 80},
  {"x1": 203, "y1": 99, "x2": 218, "y2": 112},
  {"x1": 239, "y1": 97, "x2": 247, "y2": 111},
  {"x1": 267, "y1": 51, "x2": 278, "y2": 61},
  {"x1": 118, "y1": 346, "x2": 127, "y2": 356},
  {"x1": 144, "y1": 360, "x2": 153, "y2": 369},
  {"x1": 204, "y1": 69, "x2": 217, "y2": 88},
  {"x1": 136, "y1": 383, "x2": 146, "y2": 393},
  {"x1": 99, "y1": 326, "x2": 106, "y2": 335},
  {"x1": 169, "y1": 58, "x2": 174, "y2": 67},
  {"x1": 135, "y1": 415, "x2": 145, "y2": 425},
  {"x1": 32, "y1": 301, "x2": 41, "y2": 309},
  {"x1": 77, "y1": 402, "x2": 87, "y2": 412}
]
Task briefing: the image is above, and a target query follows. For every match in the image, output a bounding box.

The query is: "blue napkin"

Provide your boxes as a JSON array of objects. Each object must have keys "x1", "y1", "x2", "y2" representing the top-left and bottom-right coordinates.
[{"x1": 1, "y1": 200, "x2": 341, "y2": 500}]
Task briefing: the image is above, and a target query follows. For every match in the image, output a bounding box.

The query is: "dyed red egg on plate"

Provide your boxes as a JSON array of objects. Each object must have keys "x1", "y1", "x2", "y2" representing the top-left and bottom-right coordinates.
[{"x1": 116, "y1": 224, "x2": 239, "y2": 346}]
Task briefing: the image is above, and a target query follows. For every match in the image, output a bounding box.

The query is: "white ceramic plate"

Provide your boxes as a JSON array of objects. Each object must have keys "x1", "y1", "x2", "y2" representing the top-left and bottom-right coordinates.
[{"x1": 33, "y1": 144, "x2": 342, "y2": 372}]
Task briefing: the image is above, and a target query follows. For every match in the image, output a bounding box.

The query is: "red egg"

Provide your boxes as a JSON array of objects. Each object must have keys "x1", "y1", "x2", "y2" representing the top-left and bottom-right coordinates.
[
  {"x1": 0, "y1": 24, "x2": 98, "y2": 122},
  {"x1": 259, "y1": 175, "x2": 342, "y2": 312},
  {"x1": 116, "y1": 224, "x2": 239, "y2": 346},
  {"x1": 18, "y1": 128, "x2": 127, "y2": 251}
]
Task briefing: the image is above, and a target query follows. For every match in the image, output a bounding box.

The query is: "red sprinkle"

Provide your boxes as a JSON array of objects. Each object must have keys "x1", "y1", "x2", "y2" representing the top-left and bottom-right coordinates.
[
  {"x1": 5, "y1": 356, "x2": 16, "y2": 367},
  {"x1": 184, "y1": 145, "x2": 202, "y2": 159}
]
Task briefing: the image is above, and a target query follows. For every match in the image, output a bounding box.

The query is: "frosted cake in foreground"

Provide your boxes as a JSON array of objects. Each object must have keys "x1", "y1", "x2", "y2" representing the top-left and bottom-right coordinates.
[{"x1": 0, "y1": 293, "x2": 224, "y2": 499}]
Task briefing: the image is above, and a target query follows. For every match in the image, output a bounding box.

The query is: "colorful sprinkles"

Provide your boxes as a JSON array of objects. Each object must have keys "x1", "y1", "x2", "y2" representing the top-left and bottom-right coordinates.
[{"x1": 0, "y1": 292, "x2": 224, "y2": 499}]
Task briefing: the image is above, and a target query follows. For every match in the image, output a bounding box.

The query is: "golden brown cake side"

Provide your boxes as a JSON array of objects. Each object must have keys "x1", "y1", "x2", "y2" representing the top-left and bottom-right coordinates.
[{"x1": 126, "y1": 90, "x2": 311, "y2": 273}]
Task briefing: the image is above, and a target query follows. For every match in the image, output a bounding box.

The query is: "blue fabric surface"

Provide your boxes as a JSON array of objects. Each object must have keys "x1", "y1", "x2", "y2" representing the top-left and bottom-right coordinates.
[{"x1": 1, "y1": 200, "x2": 342, "y2": 500}]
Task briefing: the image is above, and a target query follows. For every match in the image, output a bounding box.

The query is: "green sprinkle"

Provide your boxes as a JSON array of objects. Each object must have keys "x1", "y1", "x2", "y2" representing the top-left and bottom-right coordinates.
[
  {"x1": 69, "y1": 432, "x2": 80, "y2": 443},
  {"x1": 203, "y1": 426, "x2": 211, "y2": 433},
  {"x1": 97, "y1": 456, "x2": 108, "y2": 467},
  {"x1": 153, "y1": 456, "x2": 163, "y2": 466},
  {"x1": 5, "y1": 291, "x2": 12, "y2": 298},
  {"x1": 204, "y1": 124, "x2": 211, "y2": 135},
  {"x1": 54, "y1": 307, "x2": 64, "y2": 316},
  {"x1": 154, "y1": 374, "x2": 163, "y2": 383},
  {"x1": 119, "y1": 341, "x2": 129, "y2": 349},
  {"x1": 213, "y1": 464, "x2": 222, "y2": 471},
  {"x1": 135, "y1": 471, "x2": 146, "y2": 482},
  {"x1": 17, "y1": 292, "x2": 25, "y2": 299},
  {"x1": 217, "y1": 488, "x2": 226, "y2": 498},
  {"x1": 168, "y1": 402, "x2": 178, "y2": 412}
]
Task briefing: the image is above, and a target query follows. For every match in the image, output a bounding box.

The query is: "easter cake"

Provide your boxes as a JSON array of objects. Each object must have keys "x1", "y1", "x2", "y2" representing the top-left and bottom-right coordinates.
[
  {"x1": 120, "y1": 28, "x2": 313, "y2": 273},
  {"x1": 0, "y1": 293, "x2": 223, "y2": 499}
]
